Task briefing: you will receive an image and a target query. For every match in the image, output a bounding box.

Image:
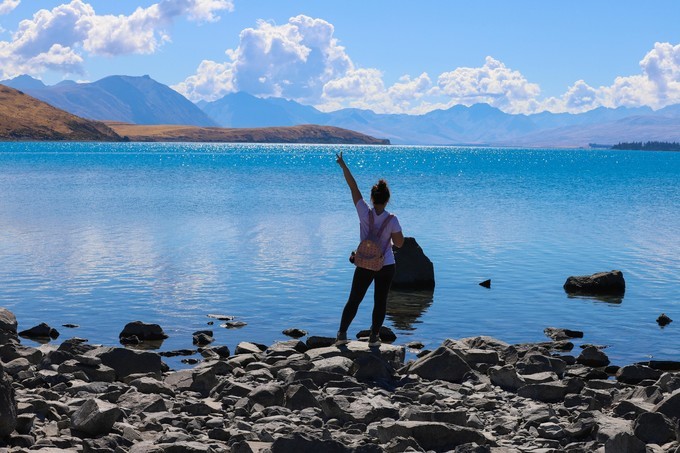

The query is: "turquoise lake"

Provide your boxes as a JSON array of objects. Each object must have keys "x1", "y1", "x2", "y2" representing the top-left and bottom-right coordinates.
[{"x1": 1, "y1": 142, "x2": 678, "y2": 367}]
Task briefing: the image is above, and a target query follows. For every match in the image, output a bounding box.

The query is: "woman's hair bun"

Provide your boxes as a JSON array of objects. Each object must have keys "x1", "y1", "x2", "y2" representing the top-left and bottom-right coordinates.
[{"x1": 371, "y1": 179, "x2": 391, "y2": 204}]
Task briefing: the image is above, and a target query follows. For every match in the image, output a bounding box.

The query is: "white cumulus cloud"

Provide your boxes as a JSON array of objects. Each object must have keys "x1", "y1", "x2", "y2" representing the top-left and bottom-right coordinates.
[
  {"x1": 601, "y1": 42, "x2": 680, "y2": 109},
  {"x1": 172, "y1": 59, "x2": 235, "y2": 101},
  {"x1": 541, "y1": 42, "x2": 680, "y2": 113},
  {"x1": 175, "y1": 15, "x2": 354, "y2": 103},
  {"x1": 176, "y1": 15, "x2": 436, "y2": 114},
  {"x1": 0, "y1": 0, "x2": 233, "y2": 79},
  {"x1": 0, "y1": 0, "x2": 19, "y2": 15},
  {"x1": 434, "y1": 56, "x2": 542, "y2": 113}
]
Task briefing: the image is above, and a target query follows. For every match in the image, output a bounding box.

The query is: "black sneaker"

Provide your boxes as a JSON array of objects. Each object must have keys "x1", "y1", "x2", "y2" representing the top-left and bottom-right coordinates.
[
  {"x1": 335, "y1": 331, "x2": 349, "y2": 346},
  {"x1": 368, "y1": 332, "x2": 381, "y2": 347}
]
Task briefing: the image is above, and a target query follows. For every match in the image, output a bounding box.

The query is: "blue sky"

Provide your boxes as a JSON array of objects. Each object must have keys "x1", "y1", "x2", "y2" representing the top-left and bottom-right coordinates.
[{"x1": 1, "y1": 0, "x2": 679, "y2": 114}]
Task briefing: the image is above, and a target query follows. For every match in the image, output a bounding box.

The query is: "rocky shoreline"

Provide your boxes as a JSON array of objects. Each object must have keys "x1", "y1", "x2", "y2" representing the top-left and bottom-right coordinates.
[{"x1": 1, "y1": 307, "x2": 679, "y2": 453}]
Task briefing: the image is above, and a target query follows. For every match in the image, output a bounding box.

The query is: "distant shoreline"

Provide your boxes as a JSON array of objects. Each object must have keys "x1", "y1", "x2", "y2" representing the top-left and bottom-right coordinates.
[
  {"x1": 103, "y1": 122, "x2": 390, "y2": 145},
  {"x1": 610, "y1": 141, "x2": 680, "y2": 152}
]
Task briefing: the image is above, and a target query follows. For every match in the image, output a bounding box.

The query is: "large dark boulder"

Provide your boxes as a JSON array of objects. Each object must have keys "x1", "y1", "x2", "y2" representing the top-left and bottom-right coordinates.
[
  {"x1": 0, "y1": 308, "x2": 18, "y2": 345},
  {"x1": 563, "y1": 270, "x2": 625, "y2": 295},
  {"x1": 653, "y1": 389, "x2": 680, "y2": 421},
  {"x1": 0, "y1": 362, "x2": 18, "y2": 437},
  {"x1": 616, "y1": 364, "x2": 663, "y2": 385},
  {"x1": 577, "y1": 346, "x2": 610, "y2": 368},
  {"x1": 633, "y1": 412, "x2": 675, "y2": 445},
  {"x1": 70, "y1": 398, "x2": 123, "y2": 437},
  {"x1": 392, "y1": 237, "x2": 435, "y2": 290},
  {"x1": 85, "y1": 346, "x2": 163, "y2": 380}
]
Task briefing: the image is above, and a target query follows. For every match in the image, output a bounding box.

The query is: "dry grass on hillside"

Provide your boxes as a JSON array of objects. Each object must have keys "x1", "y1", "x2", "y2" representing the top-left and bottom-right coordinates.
[
  {"x1": 106, "y1": 122, "x2": 390, "y2": 145},
  {"x1": 0, "y1": 85, "x2": 120, "y2": 141}
]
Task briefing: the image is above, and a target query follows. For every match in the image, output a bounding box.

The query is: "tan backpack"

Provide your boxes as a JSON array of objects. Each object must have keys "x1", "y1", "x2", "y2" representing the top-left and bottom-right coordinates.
[{"x1": 352, "y1": 212, "x2": 394, "y2": 271}]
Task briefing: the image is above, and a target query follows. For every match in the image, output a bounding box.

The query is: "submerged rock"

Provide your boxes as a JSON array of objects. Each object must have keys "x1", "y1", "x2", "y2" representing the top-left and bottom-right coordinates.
[
  {"x1": 192, "y1": 330, "x2": 214, "y2": 346},
  {"x1": 544, "y1": 327, "x2": 584, "y2": 341},
  {"x1": 221, "y1": 321, "x2": 247, "y2": 329},
  {"x1": 563, "y1": 270, "x2": 625, "y2": 295},
  {"x1": 118, "y1": 321, "x2": 168, "y2": 342},
  {"x1": 18, "y1": 322, "x2": 60, "y2": 340},
  {"x1": 656, "y1": 313, "x2": 673, "y2": 327},
  {"x1": 282, "y1": 328, "x2": 308, "y2": 338}
]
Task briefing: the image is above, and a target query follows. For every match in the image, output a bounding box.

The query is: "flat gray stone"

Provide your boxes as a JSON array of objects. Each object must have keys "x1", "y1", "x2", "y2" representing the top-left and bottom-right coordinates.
[
  {"x1": 517, "y1": 383, "x2": 568, "y2": 403},
  {"x1": 270, "y1": 433, "x2": 350, "y2": 453},
  {"x1": 304, "y1": 341, "x2": 405, "y2": 369},
  {"x1": 408, "y1": 346, "x2": 472, "y2": 383},
  {"x1": 129, "y1": 376, "x2": 175, "y2": 396},
  {"x1": 376, "y1": 421, "x2": 487, "y2": 451},
  {"x1": 311, "y1": 356, "x2": 354, "y2": 374}
]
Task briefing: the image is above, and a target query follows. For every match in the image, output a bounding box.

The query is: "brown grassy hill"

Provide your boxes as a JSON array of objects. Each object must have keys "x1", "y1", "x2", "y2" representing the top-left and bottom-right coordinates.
[
  {"x1": 0, "y1": 83, "x2": 389, "y2": 144},
  {"x1": 0, "y1": 84, "x2": 121, "y2": 141},
  {"x1": 106, "y1": 122, "x2": 390, "y2": 145}
]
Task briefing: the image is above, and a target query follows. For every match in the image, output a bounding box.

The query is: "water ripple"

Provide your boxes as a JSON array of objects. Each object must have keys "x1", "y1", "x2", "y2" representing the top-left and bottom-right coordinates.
[{"x1": 1, "y1": 143, "x2": 678, "y2": 366}]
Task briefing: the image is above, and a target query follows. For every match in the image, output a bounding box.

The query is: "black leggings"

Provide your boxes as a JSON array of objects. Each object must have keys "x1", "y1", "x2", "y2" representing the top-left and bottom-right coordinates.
[{"x1": 339, "y1": 264, "x2": 396, "y2": 334}]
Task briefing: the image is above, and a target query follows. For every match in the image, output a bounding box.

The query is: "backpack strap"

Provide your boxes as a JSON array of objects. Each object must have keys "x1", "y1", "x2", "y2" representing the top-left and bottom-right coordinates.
[
  {"x1": 376, "y1": 214, "x2": 394, "y2": 255},
  {"x1": 376, "y1": 214, "x2": 394, "y2": 238}
]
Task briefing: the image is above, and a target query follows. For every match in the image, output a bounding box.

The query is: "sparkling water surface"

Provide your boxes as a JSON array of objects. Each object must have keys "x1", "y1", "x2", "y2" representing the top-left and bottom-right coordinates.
[{"x1": 1, "y1": 142, "x2": 678, "y2": 368}]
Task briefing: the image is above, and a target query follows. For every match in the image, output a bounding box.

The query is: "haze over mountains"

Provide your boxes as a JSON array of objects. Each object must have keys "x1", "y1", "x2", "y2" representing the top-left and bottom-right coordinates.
[{"x1": 4, "y1": 74, "x2": 680, "y2": 146}]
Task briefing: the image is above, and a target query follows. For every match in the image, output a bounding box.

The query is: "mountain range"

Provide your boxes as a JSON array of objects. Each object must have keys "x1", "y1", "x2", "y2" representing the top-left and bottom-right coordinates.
[
  {"x1": 3, "y1": 74, "x2": 216, "y2": 127},
  {"x1": 0, "y1": 82, "x2": 387, "y2": 144},
  {"x1": 4, "y1": 74, "x2": 680, "y2": 146}
]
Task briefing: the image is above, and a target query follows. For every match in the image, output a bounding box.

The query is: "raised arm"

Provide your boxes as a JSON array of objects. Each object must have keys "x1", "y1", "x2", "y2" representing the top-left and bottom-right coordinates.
[{"x1": 336, "y1": 151, "x2": 362, "y2": 205}]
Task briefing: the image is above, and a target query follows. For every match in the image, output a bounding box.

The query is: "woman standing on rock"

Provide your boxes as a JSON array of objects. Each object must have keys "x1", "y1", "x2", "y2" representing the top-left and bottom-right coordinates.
[{"x1": 335, "y1": 151, "x2": 404, "y2": 346}]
